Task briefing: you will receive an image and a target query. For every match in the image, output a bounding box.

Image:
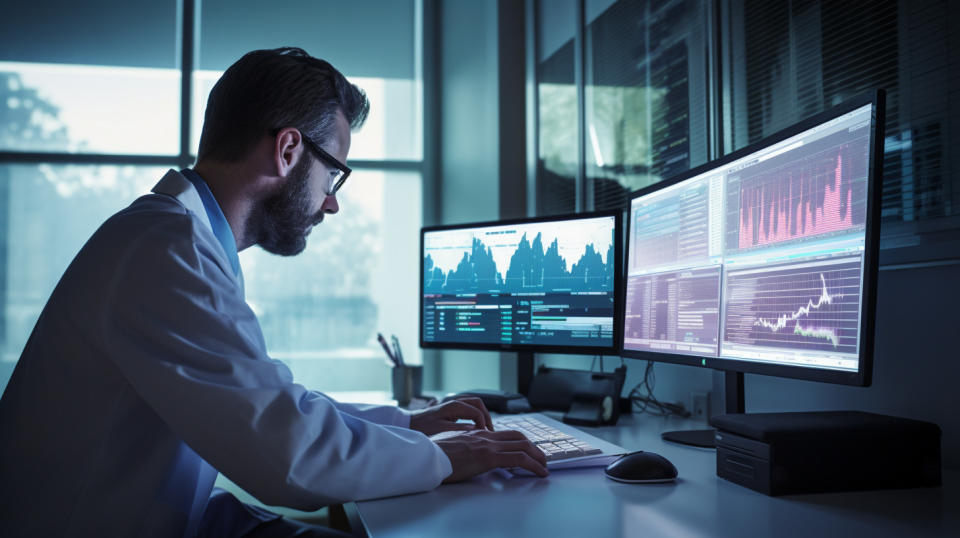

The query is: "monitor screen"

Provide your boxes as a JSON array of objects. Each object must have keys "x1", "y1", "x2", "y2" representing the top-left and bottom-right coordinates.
[
  {"x1": 622, "y1": 92, "x2": 883, "y2": 385},
  {"x1": 421, "y1": 211, "x2": 621, "y2": 354}
]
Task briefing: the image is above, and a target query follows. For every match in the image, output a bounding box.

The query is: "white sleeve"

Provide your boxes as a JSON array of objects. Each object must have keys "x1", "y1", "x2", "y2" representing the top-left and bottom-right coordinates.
[
  {"x1": 317, "y1": 394, "x2": 412, "y2": 429},
  {"x1": 99, "y1": 217, "x2": 451, "y2": 510}
]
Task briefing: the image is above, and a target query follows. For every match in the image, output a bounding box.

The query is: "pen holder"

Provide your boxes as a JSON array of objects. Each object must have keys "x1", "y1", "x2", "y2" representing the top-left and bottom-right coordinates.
[{"x1": 391, "y1": 365, "x2": 423, "y2": 408}]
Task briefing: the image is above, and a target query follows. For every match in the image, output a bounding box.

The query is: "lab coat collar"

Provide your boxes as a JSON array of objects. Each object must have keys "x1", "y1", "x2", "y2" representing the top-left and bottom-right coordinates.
[
  {"x1": 153, "y1": 169, "x2": 211, "y2": 231},
  {"x1": 152, "y1": 169, "x2": 245, "y2": 294}
]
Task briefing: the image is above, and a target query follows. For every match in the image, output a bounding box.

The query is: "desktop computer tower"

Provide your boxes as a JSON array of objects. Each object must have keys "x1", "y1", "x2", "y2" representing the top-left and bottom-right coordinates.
[{"x1": 712, "y1": 411, "x2": 941, "y2": 496}]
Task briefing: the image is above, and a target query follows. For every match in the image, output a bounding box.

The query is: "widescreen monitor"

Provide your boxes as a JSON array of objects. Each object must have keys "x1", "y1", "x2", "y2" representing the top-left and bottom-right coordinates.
[
  {"x1": 421, "y1": 211, "x2": 622, "y2": 355},
  {"x1": 621, "y1": 91, "x2": 884, "y2": 388}
]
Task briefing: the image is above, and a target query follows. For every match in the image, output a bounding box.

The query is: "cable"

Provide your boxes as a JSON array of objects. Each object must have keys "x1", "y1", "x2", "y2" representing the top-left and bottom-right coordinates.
[{"x1": 627, "y1": 361, "x2": 691, "y2": 418}]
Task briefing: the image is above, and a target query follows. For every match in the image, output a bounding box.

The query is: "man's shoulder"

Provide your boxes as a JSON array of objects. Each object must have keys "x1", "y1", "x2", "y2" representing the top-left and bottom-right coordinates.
[
  {"x1": 72, "y1": 193, "x2": 231, "y2": 289},
  {"x1": 117, "y1": 190, "x2": 191, "y2": 220},
  {"x1": 103, "y1": 192, "x2": 208, "y2": 243},
  {"x1": 77, "y1": 193, "x2": 224, "y2": 274}
]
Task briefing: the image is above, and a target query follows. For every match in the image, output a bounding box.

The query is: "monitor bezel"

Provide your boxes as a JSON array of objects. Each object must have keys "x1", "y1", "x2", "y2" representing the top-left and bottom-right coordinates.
[
  {"x1": 620, "y1": 90, "x2": 885, "y2": 387},
  {"x1": 420, "y1": 209, "x2": 623, "y2": 355}
]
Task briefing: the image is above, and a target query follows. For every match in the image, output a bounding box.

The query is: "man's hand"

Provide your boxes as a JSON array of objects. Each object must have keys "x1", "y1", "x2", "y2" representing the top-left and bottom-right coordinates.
[
  {"x1": 434, "y1": 429, "x2": 549, "y2": 482},
  {"x1": 409, "y1": 397, "x2": 494, "y2": 436}
]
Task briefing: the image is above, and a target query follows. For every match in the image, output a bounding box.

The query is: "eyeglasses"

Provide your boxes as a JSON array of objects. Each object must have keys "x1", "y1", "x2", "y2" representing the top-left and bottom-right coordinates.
[
  {"x1": 272, "y1": 129, "x2": 352, "y2": 195},
  {"x1": 300, "y1": 135, "x2": 351, "y2": 195}
]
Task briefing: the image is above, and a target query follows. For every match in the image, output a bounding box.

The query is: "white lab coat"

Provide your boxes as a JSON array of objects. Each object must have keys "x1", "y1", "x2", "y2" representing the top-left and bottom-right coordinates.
[{"x1": 0, "y1": 170, "x2": 452, "y2": 537}]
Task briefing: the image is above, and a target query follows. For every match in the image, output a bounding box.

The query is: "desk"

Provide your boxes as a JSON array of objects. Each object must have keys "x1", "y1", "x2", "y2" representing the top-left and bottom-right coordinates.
[{"x1": 352, "y1": 412, "x2": 959, "y2": 537}]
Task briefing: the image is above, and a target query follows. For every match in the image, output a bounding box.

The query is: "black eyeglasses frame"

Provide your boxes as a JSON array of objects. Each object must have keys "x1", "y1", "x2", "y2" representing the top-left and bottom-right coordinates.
[{"x1": 272, "y1": 128, "x2": 352, "y2": 195}]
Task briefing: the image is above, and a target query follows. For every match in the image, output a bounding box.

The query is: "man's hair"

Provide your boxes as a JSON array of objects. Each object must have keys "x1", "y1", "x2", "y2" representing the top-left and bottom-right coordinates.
[{"x1": 197, "y1": 47, "x2": 369, "y2": 163}]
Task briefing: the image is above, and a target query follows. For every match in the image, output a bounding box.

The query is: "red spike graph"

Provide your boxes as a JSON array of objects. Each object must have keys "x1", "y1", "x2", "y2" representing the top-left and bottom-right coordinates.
[{"x1": 739, "y1": 152, "x2": 853, "y2": 249}]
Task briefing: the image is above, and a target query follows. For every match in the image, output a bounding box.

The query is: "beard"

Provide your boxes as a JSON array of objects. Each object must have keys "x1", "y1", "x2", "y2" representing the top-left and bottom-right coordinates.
[{"x1": 250, "y1": 158, "x2": 326, "y2": 256}]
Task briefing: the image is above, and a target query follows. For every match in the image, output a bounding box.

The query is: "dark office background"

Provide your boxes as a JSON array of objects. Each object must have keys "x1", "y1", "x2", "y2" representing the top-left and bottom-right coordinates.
[
  {"x1": 1, "y1": 0, "x2": 958, "y2": 468},
  {"x1": 526, "y1": 0, "x2": 960, "y2": 470}
]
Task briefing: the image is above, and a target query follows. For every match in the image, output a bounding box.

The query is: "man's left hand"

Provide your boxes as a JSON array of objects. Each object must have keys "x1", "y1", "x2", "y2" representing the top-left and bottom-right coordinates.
[{"x1": 409, "y1": 397, "x2": 494, "y2": 436}]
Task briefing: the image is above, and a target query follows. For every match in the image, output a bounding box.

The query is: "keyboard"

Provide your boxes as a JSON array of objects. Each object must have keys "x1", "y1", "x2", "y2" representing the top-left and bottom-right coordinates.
[
  {"x1": 431, "y1": 412, "x2": 626, "y2": 470},
  {"x1": 493, "y1": 415, "x2": 603, "y2": 462}
]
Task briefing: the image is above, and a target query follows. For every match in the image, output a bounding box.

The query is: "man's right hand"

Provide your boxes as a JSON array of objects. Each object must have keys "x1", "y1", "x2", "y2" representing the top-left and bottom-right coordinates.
[{"x1": 433, "y1": 429, "x2": 549, "y2": 482}]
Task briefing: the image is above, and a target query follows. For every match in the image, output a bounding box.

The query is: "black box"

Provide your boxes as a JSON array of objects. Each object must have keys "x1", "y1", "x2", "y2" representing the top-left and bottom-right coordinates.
[
  {"x1": 712, "y1": 411, "x2": 941, "y2": 496},
  {"x1": 527, "y1": 365, "x2": 626, "y2": 425}
]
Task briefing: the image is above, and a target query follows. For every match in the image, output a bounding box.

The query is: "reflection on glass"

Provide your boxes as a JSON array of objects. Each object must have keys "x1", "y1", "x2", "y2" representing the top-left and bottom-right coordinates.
[
  {"x1": 0, "y1": 165, "x2": 163, "y2": 361},
  {"x1": 0, "y1": 62, "x2": 179, "y2": 154},
  {"x1": 240, "y1": 170, "x2": 422, "y2": 392},
  {"x1": 537, "y1": 0, "x2": 578, "y2": 215},
  {"x1": 585, "y1": 85, "x2": 665, "y2": 191},
  {"x1": 537, "y1": 81, "x2": 577, "y2": 214},
  {"x1": 583, "y1": 0, "x2": 707, "y2": 210},
  {"x1": 192, "y1": 71, "x2": 421, "y2": 161},
  {"x1": 728, "y1": 0, "x2": 955, "y2": 223},
  {"x1": 538, "y1": 83, "x2": 578, "y2": 180}
]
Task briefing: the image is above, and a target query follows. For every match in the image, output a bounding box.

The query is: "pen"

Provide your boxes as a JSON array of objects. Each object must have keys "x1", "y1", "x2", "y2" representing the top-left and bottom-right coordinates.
[
  {"x1": 391, "y1": 335, "x2": 404, "y2": 366},
  {"x1": 377, "y1": 333, "x2": 398, "y2": 366}
]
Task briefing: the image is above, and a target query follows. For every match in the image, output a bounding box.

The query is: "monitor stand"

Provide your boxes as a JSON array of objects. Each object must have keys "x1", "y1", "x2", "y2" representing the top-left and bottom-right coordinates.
[
  {"x1": 517, "y1": 351, "x2": 535, "y2": 395},
  {"x1": 661, "y1": 371, "x2": 744, "y2": 449}
]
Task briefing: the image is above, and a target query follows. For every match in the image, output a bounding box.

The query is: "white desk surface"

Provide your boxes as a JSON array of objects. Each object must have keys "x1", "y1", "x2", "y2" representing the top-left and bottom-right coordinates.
[{"x1": 353, "y1": 412, "x2": 960, "y2": 538}]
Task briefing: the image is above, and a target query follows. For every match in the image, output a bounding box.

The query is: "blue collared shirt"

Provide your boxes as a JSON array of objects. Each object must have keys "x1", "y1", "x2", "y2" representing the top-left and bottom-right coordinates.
[{"x1": 180, "y1": 168, "x2": 241, "y2": 278}]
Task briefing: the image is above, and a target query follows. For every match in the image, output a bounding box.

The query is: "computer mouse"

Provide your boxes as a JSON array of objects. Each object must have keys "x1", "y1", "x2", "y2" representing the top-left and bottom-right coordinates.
[{"x1": 603, "y1": 451, "x2": 678, "y2": 483}]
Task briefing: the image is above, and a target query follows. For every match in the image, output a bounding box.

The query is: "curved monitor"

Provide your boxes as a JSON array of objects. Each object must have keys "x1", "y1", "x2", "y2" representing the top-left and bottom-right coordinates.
[
  {"x1": 421, "y1": 210, "x2": 622, "y2": 355},
  {"x1": 621, "y1": 91, "x2": 885, "y2": 386}
]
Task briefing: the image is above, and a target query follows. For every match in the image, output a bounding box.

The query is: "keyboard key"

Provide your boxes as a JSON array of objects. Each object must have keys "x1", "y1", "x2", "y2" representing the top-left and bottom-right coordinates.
[{"x1": 493, "y1": 416, "x2": 600, "y2": 462}]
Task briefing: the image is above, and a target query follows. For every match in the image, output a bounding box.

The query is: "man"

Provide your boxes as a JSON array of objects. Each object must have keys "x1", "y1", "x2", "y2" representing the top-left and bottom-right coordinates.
[{"x1": 0, "y1": 48, "x2": 547, "y2": 537}]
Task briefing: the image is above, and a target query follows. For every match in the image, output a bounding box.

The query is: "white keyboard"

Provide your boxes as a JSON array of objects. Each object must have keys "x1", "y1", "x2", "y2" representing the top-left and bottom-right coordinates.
[
  {"x1": 493, "y1": 415, "x2": 603, "y2": 462},
  {"x1": 431, "y1": 412, "x2": 626, "y2": 470}
]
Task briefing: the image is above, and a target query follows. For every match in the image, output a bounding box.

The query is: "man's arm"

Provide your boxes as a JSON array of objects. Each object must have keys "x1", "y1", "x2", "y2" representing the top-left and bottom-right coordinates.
[
  {"x1": 327, "y1": 395, "x2": 494, "y2": 433},
  {"x1": 324, "y1": 392, "x2": 549, "y2": 479},
  {"x1": 323, "y1": 397, "x2": 412, "y2": 428}
]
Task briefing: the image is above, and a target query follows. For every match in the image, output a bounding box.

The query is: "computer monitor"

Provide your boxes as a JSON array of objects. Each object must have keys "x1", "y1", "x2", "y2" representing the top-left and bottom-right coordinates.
[
  {"x1": 421, "y1": 210, "x2": 622, "y2": 356},
  {"x1": 621, "y1": 91, "x2": 885, "y2": 446}
]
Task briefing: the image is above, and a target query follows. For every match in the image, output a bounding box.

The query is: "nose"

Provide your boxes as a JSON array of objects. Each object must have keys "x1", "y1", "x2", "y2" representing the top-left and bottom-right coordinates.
[{"x1": 322, "y1": 193, "x2": 339, "y2": 214}]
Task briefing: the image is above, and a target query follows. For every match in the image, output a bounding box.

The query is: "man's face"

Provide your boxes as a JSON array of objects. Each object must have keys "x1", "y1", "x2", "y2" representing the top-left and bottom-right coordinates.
[{"x1": 254, "y1": 111, "x2": 352, "y2": 256}]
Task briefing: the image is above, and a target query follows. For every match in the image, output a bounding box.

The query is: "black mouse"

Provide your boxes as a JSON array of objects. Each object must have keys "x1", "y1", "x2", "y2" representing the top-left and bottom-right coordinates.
[{"x1": 603, "y1": 451, "x2": 678, "y2": 483}]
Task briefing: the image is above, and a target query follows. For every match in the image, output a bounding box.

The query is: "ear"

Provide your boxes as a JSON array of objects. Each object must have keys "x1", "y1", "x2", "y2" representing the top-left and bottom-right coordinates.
[{"x1": 273, "y1": 127, "x2": 306, "y2": 177}]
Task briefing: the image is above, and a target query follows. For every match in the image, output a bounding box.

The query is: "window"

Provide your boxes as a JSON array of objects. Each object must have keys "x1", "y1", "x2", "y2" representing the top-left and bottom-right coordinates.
[
  {"x1": 0, "y1": 0, "x2": 179, "y2": 155},
  {"x1": 0, "y1": 1, "x2": 425, "y2": 395},
  {"x1": 241, "y1": 170, "x2": 422, "y2": 391},
  {"x1": 0, "y1": 165, "x2": 162, "y2": 362}
]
